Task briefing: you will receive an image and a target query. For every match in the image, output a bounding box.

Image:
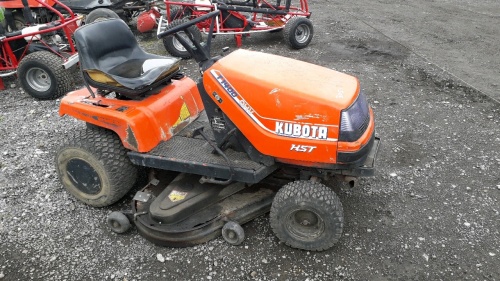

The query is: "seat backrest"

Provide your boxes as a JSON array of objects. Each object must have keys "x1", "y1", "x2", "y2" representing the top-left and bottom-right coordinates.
[{"x1": 74, "y1": 19, "x2": 144, "y2": 72}]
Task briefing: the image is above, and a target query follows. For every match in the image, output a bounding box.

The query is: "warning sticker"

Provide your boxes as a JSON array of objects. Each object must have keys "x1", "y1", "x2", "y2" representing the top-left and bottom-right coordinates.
[{"x1": 168, "y1": 190, "x2": 188, "y2": 202}]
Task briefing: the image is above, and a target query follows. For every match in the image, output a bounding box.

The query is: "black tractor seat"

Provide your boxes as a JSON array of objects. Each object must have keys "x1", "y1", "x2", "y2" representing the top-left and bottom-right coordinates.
[{"x1": 74, "y1": 19, "x2": 181, "y2": 98}]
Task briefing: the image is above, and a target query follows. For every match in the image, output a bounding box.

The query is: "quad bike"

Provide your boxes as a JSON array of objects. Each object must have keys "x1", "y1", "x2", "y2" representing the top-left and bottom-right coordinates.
[
  {"x1": 159, "y1": 0, "x2": 312, "y2": 57},
  {"x1": 55, "y1": 11, "x2": 380, "y2": 251},
  {"x1": 0, "y1": 0, "x2": 80, "y2": 99},
  {"x1": 1, "y1": 0, "x2": 165, "y2": 32}
]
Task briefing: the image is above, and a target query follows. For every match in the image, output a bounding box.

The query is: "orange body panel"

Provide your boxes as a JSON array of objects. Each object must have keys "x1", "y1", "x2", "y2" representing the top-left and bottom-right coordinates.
[
  {"x1": 59, "y1": 77, "x2": 204, "y2": 152},
  {"x1": 0, "y1": 0, "x2": 56, "y2": 9},
  {"x1": 203, "y1": 49, "x2": 374, "y2": 165}
]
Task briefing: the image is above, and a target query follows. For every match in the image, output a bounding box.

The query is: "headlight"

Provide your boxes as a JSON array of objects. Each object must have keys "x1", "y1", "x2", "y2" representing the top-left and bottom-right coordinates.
[{"x1": 339, "y1": 92, "x2": 370, "y2": 142}]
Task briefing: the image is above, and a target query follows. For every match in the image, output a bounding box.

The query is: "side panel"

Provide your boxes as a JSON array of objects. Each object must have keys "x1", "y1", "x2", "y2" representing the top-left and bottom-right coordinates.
[{"x1": 59, "y1": 77, "x2": 204, "y2": 152}]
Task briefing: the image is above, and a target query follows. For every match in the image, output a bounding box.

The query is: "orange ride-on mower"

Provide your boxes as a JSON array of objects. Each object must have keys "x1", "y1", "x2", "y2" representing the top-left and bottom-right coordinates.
[{"x1": 55, "y1": 11, "x2": 380, "y2": 251}]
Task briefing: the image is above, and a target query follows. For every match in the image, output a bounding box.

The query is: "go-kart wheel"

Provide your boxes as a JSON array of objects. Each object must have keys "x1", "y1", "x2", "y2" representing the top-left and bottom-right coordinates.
[
  {"x1": 86, "y1": 8, "x2": 120, "y2": 24},
  {"x1": 222, "y1": 221, "x2": 245, "y2": 245},
  {"x1": 283, "y1": 17, "x2": 314, "y2": 49},
  {"x1": 17, "y1": 51, "x2": 72, "y2": 100},
  {"x1": 162, "y1": 19, "x2": 202, "y2": 59},
  {"x1": 107, "y1": 211, "x2": 131, "y2": 233},
  {"x1": 2, "y1": 12, "x2": 25, "y2": 32},
  {"x1": 270, "y1": 180, "x2": 343, "y2": 251},
  {"x1": 55, "y1": 127, "x2": 138, "y2": 207},
  {"x1": 169, "y1": 7, "x2": 193, "y2": 21}
]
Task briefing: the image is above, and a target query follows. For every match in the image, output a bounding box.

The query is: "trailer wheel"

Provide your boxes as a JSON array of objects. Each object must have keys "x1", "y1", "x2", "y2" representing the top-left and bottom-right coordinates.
[
  {"x1": 107, "y1": 211, "x2": 131, "y2": 233},
  {"x1": 86, "y1": 8, "x2": 121, "y2": 24},
  {"x1": 283, "y1": 17, "x2": 313, "y2": 49},
  {"x1": 18, "y1": 51, "x2": 72, "y2": 100},
  {"x1": 55, "y1": 127, "x2": 138, "y2": 207},
  {"x1": 222, "y1": 221, "x2": 245, "y2": 245},
  {"x1": 162, "y1": 19, "x2": 202, "y2": 59},
  {"x1": 270, "y1": 180, "x2": 343, "y2": 251}
]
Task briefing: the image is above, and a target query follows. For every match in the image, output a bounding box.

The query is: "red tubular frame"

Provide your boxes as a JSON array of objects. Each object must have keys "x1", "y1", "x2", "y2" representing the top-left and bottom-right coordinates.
[
  {"x1": 0, "y1": 0, "x2": 80, "y2": 72},
  {"x1": 164, "y1": 0, "x2": 310, "y2": 34}
]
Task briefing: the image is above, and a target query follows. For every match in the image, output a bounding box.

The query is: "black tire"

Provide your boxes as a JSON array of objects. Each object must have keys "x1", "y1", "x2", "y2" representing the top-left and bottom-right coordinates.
[
  {"x1": 18, "y1": 51, "x2": 72, "y2": 100},
  {"x1": 162, "y1": 19, "x2": 202, "y2": 59},
  {"x1": 169, "y1": 7, "x2": 192, "y2": 21},
  {"x1": 283, "y1": 17, "x2": 313, "y2": 49},
  {"x1": 85, "y1": 8, "x2": 120, "y2": 24},
  {"x1": 222, "y1": 221, "x2": 245, "y2": 245},
  {"x1": 55, "y1": 127, "x2": 138, "y2": 207},
  {"x1": 2, "y1": 11, "x2": 25, "y2": 32},
  {"x1": 107, "y1": 211, "x2": 131, "y2": 233},
  {"x1": 270, "y1": 180, "x2": 343, "y2": 251}
]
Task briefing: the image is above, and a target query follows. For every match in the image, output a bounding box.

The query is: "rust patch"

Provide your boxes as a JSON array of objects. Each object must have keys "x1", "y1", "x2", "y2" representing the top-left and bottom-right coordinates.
[{"x1": 125, "y1": 126, "x2": 138, "y2": 151}]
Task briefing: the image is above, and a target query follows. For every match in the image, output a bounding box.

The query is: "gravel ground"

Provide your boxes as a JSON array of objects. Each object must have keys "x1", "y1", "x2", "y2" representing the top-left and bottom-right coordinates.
[{"x1": 1, "y1": 0, "x2": 499, "y2": 280}]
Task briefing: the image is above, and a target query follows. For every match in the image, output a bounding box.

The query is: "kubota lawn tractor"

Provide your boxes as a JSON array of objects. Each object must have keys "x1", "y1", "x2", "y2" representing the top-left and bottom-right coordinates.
[{"x1": 55, "y1": 11, "x2": 380, "y2": 251}]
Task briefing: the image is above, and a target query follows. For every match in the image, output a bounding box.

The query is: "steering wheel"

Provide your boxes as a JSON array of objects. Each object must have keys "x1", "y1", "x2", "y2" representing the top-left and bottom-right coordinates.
[{"x1": 157, "y1": 10, "x2": 220, "y2": 39}]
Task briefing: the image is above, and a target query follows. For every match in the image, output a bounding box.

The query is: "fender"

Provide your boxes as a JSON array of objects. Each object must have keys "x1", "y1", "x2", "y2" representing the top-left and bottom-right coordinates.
[{"x1": 59, "y1": 77, "x2": 204, "y2": 152}]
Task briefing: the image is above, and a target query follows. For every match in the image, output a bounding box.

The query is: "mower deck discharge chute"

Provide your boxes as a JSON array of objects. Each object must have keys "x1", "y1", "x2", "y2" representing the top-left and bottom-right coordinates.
[{"x1": 55, "y1": 11, "x2": 380, "y2": 251}]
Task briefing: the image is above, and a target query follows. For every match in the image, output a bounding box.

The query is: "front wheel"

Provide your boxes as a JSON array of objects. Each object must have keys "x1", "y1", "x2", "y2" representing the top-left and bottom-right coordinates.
[
  {"x1": 283, "y1": 17, "x2": 314, "y2": 49},
  {"x1": 55, "y1": 127, "x2": 138, "y2": 207},
  {"x1": 270, "y1": 180, "x2": 344, "y2": 251},
  {"x1": 162, "y1": 19, "x2": 202, "y2": 59},
  {"x1": 17, "y1": 51, "x2": 72, "y2": 100}
]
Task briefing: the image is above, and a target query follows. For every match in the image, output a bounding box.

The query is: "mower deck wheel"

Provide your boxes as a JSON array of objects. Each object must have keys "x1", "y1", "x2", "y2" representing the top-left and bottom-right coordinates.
[
  {"x1": 86, "y1": 8, "x2": 120, "y2": 24},
  {"x1": 107, "y1": 211, "x2": 131, "y2": 233},
  {"x1": 283, "y1": 17, "x2": 313, "y2": 49},
  {"x1": 222, "y1": 221, "x2": 245, "y2": 245},
  {"x1": 270, "y1": 180, "x2": 344, "y2": 251},
  {"x1": 55, "y1": 127, "x2": 138, "y2": 207},
  {"x1": 18, "y1": 51, "x2": 72, "y2": 100},
  {"x1": 162, "y1": 19, "x2": 202, "y2": 59}
]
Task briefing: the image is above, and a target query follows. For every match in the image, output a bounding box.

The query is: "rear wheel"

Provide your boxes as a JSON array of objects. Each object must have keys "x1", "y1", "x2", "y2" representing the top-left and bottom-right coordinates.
[
  {"x1": 86, "y1": 8, "x2": 120, "y2": 24},
  {"x1": 162, "y1": 19, "x2": 202, "y2": 59},
  {"x1": 18, "y1": 51, "x2": 72, "y2": 100},
  {"x1": 55, "y1": 127, "x2": 138, "y2": 207},
  {"x1": 270, "y1": 180, "x2": 343, "y2": 251},
  {"x1": 283, "y1": 17, "x2": 313, "y2": 49}
]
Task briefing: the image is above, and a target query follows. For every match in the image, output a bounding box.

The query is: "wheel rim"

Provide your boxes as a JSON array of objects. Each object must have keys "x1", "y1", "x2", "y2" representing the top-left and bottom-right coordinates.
[
  {"x1": 66, "y1": 158, "x2": 102, "y2": 195},
  {"x1": 111, "y1": 220, "x2": 121, "y2": 229},
  {"x1": 26, "y1": 67, "x2": 51, "y2": 92},
  {"x1": 173, "y1": 32, "x2": 190, "y2": 52},
  {"x1": 225, "y1": 230, "x2": 237, "y2": 243},
  {"x1": 285, "y1": 209, "x2": 325, "y2": 240},
  {"x1": 294, "y1": 24, "x2": 311, "y2": 44}
]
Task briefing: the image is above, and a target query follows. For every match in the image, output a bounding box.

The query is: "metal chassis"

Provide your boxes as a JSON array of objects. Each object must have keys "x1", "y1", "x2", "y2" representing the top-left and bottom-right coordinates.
[
  {"x1": 162, "y1": 0, "x2": 310, "y2": 46},
  {"x1": 0, "y1": 0, "x2": 80, "y2": 89}
]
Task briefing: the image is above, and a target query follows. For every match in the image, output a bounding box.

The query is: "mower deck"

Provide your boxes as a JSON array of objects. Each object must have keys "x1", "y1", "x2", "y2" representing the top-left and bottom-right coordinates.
[
  {"x1": 132, "y1": 172, "x2": 277, "y2": 247},
  {"x1": 127, "y1": 113, "x2": 278, "y2": 183}
]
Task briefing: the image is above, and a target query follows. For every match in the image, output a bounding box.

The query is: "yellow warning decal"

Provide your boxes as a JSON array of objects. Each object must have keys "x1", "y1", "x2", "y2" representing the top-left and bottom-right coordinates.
[
  {"x1": 168, "y1": 190, "x2": 188, "y2": 202},
  {"x1": 173, "y1": 102, "x2": 191, "y2": 127}
]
